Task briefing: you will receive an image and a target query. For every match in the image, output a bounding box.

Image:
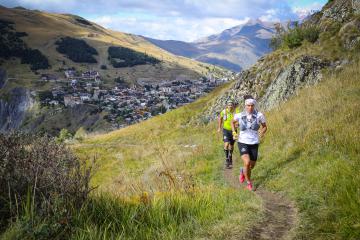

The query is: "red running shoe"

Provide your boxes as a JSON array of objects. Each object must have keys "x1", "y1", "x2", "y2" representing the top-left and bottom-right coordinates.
[{"x1": 246, "y1": 182, "x2": 253, "y2": 191}]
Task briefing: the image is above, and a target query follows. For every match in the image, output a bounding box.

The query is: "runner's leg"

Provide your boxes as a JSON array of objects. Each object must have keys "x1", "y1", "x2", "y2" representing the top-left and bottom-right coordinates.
[
  {"x1": 248, "y1": 160, "x2": 256, "y2": 179},
  {"x1": 241, "y1": 154, "x2": 251, "y2": 182},
  {"x1": 224, "y1": 142, "x2": 229, "y2": 165},
  {"x1": 228, "y1": 143, "x2": 234, "y2": 165}
]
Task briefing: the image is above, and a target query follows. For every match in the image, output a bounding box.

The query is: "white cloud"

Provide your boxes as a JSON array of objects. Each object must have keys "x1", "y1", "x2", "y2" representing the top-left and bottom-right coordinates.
[
  {"x1": 1, "y1": 0, "x2": 327, "y2": 41},
  {"x1": 292, "y1": 2, "x2": 324, "y2": 20},
  {"x1": 91, "y1": 15, "x2": 249, "y2": 42}
]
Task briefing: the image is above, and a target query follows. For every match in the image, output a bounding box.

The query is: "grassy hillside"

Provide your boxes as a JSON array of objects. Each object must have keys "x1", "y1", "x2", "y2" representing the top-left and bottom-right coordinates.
[
  {"x1": 69, "y1": 82, "x2": 262, "y2": 239},
  {"x1": 254, "y1": 60, "x2": 360, "y2": 239},
  {"x1": 70, "y1": 61, "x2": 360, "y2": 239},
  {"x1": 1, "y1": 1, "x2": 359, "y2": 239},
  {"x1": 1, "y1": 41, "x2": 359, "y2": 240}
]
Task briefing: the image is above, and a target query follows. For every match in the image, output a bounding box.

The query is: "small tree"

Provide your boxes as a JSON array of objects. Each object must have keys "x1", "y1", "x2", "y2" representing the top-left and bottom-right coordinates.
[
  {"x1": 74, "y1": 127, "x2": 87, "y2": 141},
  {"x1": 56, "y1": 128, "x2": 73, "y2": 143}
]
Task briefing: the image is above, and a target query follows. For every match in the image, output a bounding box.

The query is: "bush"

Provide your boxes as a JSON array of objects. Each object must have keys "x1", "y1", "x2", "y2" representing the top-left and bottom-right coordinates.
[
  {"x1": 302, "y1": 25, "x2": 320, "y2": 43},
  {"x1": 74, "y1": 127, "x2": 87, "y2": 142},
  {"x1": 55, "y1": 37, "x2": 98, "y2": 63},
  {"x1": 56, "y1": 128, "x2": 73, "y2": 143},
  {"x1": 0, "y1": 133, "x2": 93, "y2": 232},
  {"x1": 270, "y1": 22, "x2": 320, "y2": 49}
]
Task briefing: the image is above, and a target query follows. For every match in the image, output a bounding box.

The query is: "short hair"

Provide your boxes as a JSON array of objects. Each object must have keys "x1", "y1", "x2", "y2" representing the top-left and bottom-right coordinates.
[{"x1": 243, "y1": 94, "x2": 254, "y2": 100}]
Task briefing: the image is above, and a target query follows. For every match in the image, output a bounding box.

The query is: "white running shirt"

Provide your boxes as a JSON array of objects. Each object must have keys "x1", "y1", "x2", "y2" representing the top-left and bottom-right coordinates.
[{"x1": 233, "y1": 111, "x2": 266, "y2": 144}]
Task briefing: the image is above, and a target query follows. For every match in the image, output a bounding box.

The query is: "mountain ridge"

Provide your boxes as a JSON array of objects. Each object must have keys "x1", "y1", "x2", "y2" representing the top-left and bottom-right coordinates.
[{"x1": 145, "y1": 18, "x2": 276, "y2": 72}]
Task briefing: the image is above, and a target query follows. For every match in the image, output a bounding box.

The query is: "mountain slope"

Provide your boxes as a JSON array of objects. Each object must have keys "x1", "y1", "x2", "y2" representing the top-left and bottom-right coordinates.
[
  {"x1": 0, "y1": 6, "x2": 226, "y2": 135},
  {"x1": 145, "y1": 19, "x2": 275, "y2": 72},
  {"x1": 0, "y1": 6, "x2": 215, "y2": 87}
]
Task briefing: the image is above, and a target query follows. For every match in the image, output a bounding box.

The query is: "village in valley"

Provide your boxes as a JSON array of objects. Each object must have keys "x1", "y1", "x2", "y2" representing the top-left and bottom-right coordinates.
[{"x1": 38, "y1": 68, "x2": 234, "y2": 129}]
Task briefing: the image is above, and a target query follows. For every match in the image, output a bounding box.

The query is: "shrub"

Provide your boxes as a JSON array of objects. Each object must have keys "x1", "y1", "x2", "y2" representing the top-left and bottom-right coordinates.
[
  {"x1": 74, "y1": 127, "x2": 87, "y2": 142},
  {"x1": 56, "y1": 128, "x2": 73, "y2": 143},
  {"x1": 0, "y1": 133, "x2": 93, "y2": 232},
  {"x1": 283, "y1": 26, "x2": 304, "y2": 48},
  {"x1": 270, "y1": 22, "x2": 320, "y2": 50}
]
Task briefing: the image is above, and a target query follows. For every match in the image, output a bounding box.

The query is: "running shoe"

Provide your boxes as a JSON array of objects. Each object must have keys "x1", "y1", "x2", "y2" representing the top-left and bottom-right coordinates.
[
  {"x1": 239, "y1": 168, "x2": 245, "y2": 183},
  {"x1": 246, "y1": 182, "x2": 253, "y2": 191}
]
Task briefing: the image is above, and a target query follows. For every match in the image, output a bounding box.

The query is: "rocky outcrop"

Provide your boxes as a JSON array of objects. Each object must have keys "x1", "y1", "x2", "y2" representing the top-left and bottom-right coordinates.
[
  {"x1": 0, "y1": 68, "x2": 7, "y2": 89},
  {"x1": 339, "y1": 18, "x2": 360, "y2": 50},
  {"x1": 308, "y1": 0, "x2": 358, "y2": 27},
  {"x1": 202, "y1": 55, "x2": 330, "y2": 122},
  {"x1": 354, "y1": 0, "x2": 360, "y2": 13},
  {"x1": 0, "y1": 87, "x2": 34, "y2": 132},
  {"x1": 260, "y1": 56, "x2": 329, "y2": 110}
]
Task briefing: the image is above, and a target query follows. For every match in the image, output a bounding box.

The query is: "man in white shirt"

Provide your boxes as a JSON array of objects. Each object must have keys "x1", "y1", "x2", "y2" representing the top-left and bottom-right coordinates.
[{"x1": 231, "y1": 95, "x2": 267, "y2": 191}]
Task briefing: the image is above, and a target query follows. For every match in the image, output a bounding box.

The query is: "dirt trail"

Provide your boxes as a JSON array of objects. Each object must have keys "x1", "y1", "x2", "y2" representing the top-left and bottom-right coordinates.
[{"x1": 224, "y1": 168, "x2": 297, "y2": 240}]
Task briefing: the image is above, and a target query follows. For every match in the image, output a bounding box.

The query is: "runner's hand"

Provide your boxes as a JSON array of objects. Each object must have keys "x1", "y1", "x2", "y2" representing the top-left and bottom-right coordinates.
[
  {"x1": 259, "y1": 130, "x2": 265, "y2": 138},
  {"x1": 232, "y1": 131, "x2": 238, "y2": 139}
]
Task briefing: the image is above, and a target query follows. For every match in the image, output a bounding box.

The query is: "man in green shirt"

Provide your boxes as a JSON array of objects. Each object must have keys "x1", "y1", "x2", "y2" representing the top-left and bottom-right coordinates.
[{"x1": 217, "y1": 100, "x2": 239, "y2": 169}]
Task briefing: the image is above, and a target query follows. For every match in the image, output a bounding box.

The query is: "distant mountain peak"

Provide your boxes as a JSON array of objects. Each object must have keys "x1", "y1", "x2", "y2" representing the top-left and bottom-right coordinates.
[{"x1": 148, "y1": 18, "x2": 276, "y2": 72}]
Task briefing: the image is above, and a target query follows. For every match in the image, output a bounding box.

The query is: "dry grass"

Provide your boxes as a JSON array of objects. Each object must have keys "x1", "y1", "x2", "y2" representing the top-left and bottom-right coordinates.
[{"x1": 254, "y1": 59, "x2": 360, "y2": 239}]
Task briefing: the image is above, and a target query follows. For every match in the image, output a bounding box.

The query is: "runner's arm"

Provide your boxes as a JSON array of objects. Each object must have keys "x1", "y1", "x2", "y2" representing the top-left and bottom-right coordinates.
[
  {"x1": 259, "y1": 122, "x2": 267, "y2": 138},
  {"x1": 231, "y1": 119, "x2": 237, "y2": 133},
  {"x1": 217, "y1": 115, "x2": 223, "y2": 132}
]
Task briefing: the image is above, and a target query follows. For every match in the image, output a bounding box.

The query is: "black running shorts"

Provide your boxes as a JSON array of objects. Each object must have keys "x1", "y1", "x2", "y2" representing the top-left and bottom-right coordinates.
[
  {"x1": 238, "y1": 142, "x2": 259, "y2": 161},
  {"x1": 223, "y1": 129, "x2": 235, "y2": 144}
]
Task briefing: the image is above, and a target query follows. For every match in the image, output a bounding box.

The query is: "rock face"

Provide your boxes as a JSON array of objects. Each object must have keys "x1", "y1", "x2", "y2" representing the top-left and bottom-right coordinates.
[
  {"x1": 354, "y1": 0, "x2": 360, "y2": 13},
  {"x1": 202, "y1": 56, "x2": 330, "y2": 121},
  {"x1": 260, "y1": 56, "x2": 329, "y2": 110},
  {"x1": 339, "y1": 18, "x2": 360, "y2": 50},
  {"x1": 0, "y1": 68, "x2": 7, "y2": 89},
  {"x1": 0, "y1": 87, "x2": 34, "y2": 132}
]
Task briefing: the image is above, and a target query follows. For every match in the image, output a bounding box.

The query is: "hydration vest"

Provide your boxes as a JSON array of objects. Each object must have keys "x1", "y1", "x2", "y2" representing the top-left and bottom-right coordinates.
[{"x1": 239, "y1": 110, "x2": 260, "y2": 131}]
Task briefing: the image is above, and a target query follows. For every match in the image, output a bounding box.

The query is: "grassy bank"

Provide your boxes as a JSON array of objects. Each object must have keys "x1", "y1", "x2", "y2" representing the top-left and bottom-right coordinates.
[
  {"x1": 2, "y1": 57, "x2": 359, "y2": 240},
  {"x1": 73, "y1": 59, "x2": 360, "y2": 239},
  {"x1": 65, "y1": 82, "x2": 262, "y2": 240},
  {"x1": 254, "y1": 60, "x2": 360, "y2": 239}
]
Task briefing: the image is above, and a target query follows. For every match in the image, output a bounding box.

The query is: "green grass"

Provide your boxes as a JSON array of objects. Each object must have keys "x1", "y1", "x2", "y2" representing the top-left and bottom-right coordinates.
[
  {"x1": 2, "y1": 13, "x2": 360, "y2": 238},
  {"x1": 70, "y1": 188, "x2": 260, "y2": 240},
  {"x1": 64, "y1": 82, "x2": 263, "y2": 239},
  {"x1": 70, "y1": 59, "x2": 360, "y2": 240},
  {"x1": 254, "y1": 60, "x2": 360, "y2": 239}
]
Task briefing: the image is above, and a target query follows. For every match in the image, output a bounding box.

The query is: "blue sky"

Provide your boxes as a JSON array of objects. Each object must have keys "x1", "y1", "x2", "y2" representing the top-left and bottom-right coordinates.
[{"x1": 0, "y1": 0, "x2": 327, "y2": 41}]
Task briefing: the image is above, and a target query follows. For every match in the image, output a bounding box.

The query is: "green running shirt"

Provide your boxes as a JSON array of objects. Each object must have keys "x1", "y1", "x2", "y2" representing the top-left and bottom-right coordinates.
[{"x1": 220, "y1": 108, "x2": 240, "y2": 131}]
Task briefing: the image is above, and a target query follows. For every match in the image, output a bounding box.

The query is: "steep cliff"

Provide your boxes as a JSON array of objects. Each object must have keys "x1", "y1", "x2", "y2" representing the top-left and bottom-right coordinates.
[{"x1": 0, "y1": 87, "x2": 34, "y2": 132}]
